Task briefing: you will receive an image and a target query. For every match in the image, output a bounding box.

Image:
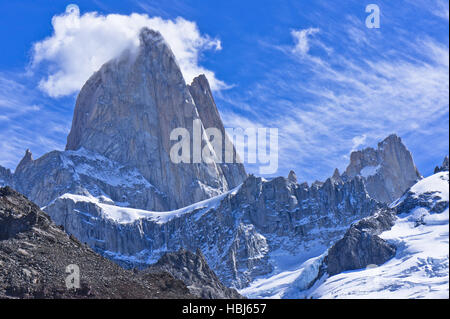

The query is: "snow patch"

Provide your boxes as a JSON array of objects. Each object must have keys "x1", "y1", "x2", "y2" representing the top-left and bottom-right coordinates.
[
  {"x1": 359, "y1": 164, "x2": 381, "y2": 178},
  {"x1": 58, "y1": 184, "x2": 241, "y2": 225}
]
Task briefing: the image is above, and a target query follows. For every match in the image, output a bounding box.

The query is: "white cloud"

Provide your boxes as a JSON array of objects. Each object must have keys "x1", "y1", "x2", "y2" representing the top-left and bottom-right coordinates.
[
  {"x1": 351, "y1": 135, "x2": 367, "y2": 152},
  {"x1": 31, "y1": 4, "x2": 225, "y2": 97},
  {"x1": 291, "y1": 27, "x2": 320, "y2": 56}
]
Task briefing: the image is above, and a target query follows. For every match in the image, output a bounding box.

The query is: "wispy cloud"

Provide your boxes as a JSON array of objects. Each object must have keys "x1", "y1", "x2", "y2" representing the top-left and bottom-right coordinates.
[
  {"x1": 218, "y1": 3, "x2": 449, "y2": 182},
  {"x1": 0, "y1": 73, "x2": 70, "y2": 170}
]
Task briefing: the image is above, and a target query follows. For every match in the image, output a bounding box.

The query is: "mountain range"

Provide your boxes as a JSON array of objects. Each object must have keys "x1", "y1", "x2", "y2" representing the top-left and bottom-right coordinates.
[{"x1": 0, "y1": 28, "x2": 448, "y2": 299}]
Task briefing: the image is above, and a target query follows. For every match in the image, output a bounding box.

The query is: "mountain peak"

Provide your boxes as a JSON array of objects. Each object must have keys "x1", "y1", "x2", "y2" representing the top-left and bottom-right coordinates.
[
  {"x1": 288, "y1": 170, "x2": 297, "y2": 183},
  {"x1": 65, "y1": 29, "x2": 246, "y2": 210},
  {"x1": 15, "y1": 149, "x2": 33, "y2": 173},
  {"x1": 139, "y1": 27, "x2": 164, "y2": 46},
  {"x1": 345, "y1": 134, "x2": 421, "y2": 203}
]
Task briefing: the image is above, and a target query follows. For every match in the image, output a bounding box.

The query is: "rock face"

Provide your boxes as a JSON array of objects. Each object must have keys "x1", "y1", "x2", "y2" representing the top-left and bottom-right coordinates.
[
  {"x1": 344, "y1": 134, "x2": 421, "y2": 203},
  {"x1": 12, "y1": 148, "x2": 169, "y2": 210},
  {"x1": 306, "y1": 170, "x2": 449, "y2": 299},
  {"x1": 44, "y1": 169, "x2": 384, "y2": 288},
  {"x1": 325, "y1": 208, "x2": 397, "y2": 276},
  {"x1": 434, "y1": 155, "x2": 449, "y2": 173},
  {"x1": 40, "y1": 134, "x2": 420, "y2": 288},
  {"x1": 0, "y1": 186, "x2": 194, "y2": 299},
  {"x1": 146, "y1": 249, "x2": 243, "y2": 299},
  {"x1": 65, "y1": 28, "x2": 246, "y2": 210}
]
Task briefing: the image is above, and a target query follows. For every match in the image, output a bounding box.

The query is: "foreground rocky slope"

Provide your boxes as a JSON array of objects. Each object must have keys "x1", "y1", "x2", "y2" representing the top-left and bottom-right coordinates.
[
  {"x1": 145, "y1": 249, "x2": 243, "y2": 299},
  {"x1": 0, "y1": 186, "x2": 194, "y2": 299}
]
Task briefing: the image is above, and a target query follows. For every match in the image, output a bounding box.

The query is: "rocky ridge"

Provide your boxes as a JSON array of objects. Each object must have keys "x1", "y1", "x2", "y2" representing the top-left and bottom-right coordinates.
[
  {"x1": 44, "y1": 136, "x2": 414, "y2": 288},
  {"x1": 0, "y1": 186, "x2": 194, "y2": 299},
  {"x1": 145, "y1": 249, "x2": 243, "y2": 299}
]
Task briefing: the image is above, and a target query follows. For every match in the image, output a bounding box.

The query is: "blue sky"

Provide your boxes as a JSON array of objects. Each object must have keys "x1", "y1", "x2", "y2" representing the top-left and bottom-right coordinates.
[{"x1": 0, "y1": 0, "x2": 448, "y2": 183}]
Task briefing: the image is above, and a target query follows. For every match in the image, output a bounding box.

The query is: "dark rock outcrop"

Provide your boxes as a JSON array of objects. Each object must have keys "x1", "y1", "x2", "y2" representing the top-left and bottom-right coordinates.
[
  {"x1": 146, "y1": 249, "x2": 243, "y2": 299},
  {"x1": 325, "y1": 208, "x2": 397, "y2": 276},
  {"x1": 434, "y1": 156, "x2": 449, "y2": 173},
  {"x1": 287, "y1": 170, "x2": 297, "y2": 183},
  {"x1": 0, "y1": 186, "x2": 194, "y2": 299}
]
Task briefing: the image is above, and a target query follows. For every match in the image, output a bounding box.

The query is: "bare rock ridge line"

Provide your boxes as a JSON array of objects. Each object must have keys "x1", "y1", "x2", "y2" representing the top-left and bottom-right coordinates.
[
  {"x1": 65, "y1": 28, "x2": 246, "y2": 210},
  {"x1": 435, "y1": 155, "x2": 449, "y2": 173},
  {"x1": 145, "y1": 248, "x2": 244, "y2": 299},
  {"x1": 42, "y1": 134, "x2": 421, "y2": 288}
]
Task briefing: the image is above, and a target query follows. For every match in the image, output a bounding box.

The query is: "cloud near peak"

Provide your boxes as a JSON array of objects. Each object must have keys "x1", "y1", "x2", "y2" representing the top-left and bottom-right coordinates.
[{"x1": 31, "y1": 4, "x2": 226, "y2": 98}]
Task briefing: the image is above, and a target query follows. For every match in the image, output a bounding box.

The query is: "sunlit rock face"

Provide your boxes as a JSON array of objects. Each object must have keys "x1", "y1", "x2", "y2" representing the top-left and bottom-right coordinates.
[
  {"x1": 344, "y1": 134, "x2": 421, "y2": 203},
  {"x1": 65, "y1": 28, "x2": 246, "y2": 210}
]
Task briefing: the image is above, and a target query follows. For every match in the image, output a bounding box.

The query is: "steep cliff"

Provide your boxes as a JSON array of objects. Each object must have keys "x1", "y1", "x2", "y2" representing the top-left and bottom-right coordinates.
[
  {"x1": 344, "y1": 134, "x2": 421, "y2": 203},
  {"x1": 145, "y1": 249, "x2": 243, "y2": 299},
  {"x1": 65, "y1": 28, "x2": 246, "y2": 209},
  {"x1": 307, "y1": 170, "x2": 449, "y2": 298}
]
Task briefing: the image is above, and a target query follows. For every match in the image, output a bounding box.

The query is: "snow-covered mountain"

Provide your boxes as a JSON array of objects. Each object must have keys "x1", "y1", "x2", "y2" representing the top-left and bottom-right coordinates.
[
  {"x1": 39, "y1": 133, "x2": 422, "y2": 289},
  {"x1": 241, "y1": 165, "x2": 448, "y2": 299},
  {"x1": 0, "y1": 27, "x2": 444, "y2": 298}
]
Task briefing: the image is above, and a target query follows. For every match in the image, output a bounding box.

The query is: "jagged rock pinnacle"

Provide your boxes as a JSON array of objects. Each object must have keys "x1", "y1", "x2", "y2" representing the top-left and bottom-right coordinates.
[
  {"x1": 288, "y1": 170, "x2": 297, "y2": 183},
  {"x1": 15, "y1": 149, "x2": 33, "y2": 173}
]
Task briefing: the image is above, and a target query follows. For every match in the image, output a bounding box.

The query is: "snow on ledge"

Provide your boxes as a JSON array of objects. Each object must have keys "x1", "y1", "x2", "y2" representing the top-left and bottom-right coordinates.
[{"x1": 57, "y1": 184, "x2": 242, "y2": 225}]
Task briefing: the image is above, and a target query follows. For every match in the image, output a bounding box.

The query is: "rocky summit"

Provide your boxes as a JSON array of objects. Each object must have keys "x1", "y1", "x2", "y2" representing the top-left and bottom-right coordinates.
[
  {"x1": 65, "y1": 28, "x2": 246, "y2": 210},
  {"x1": 344, "y1": 134, "x2": 421, "y2": 203},
  {"x1": 0, "y1": 186, "x2": 196, "y2": 299},
  {"x1": 2, "y1": 28, "x2": 246, "y2": 212}
]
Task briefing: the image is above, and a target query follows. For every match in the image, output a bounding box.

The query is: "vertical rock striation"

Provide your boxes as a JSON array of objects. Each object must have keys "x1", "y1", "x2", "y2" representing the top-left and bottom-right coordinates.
[{"x1": 65, "y1": 28, "x2": 246, "y2": 209}]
